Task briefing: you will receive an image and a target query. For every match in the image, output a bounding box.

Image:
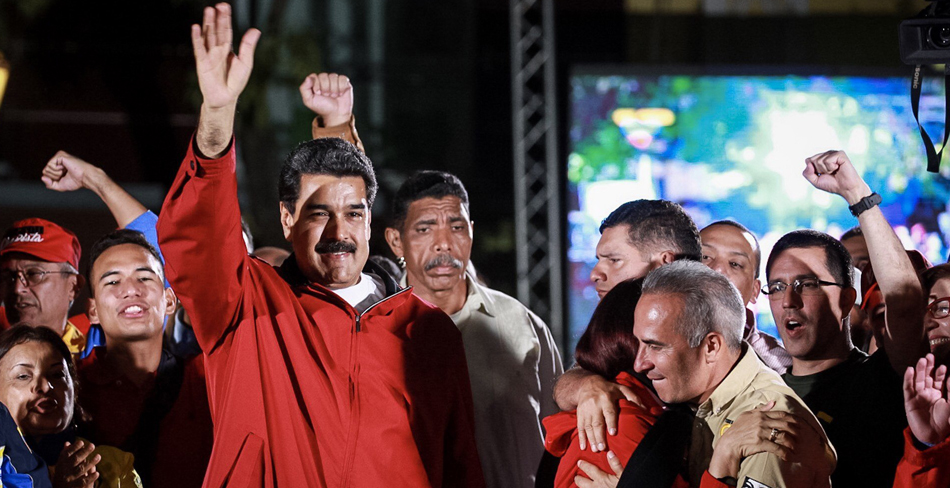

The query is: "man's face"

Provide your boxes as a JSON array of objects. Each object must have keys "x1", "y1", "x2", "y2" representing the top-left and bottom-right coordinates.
[
  {"x1": 926, "y1": 277, "x2": 950, "y2": 364},
  {"x1": 385, "y1": 196, "x2": 473, "y2": 295},
  {"x1": 0, "y1": 254, "x2": 78, "y2": 332},
  {"x1": 88, "y1": 244, "x2": 174, "y2": 343},
  {"x1": 841, "y1": 235, "x2": 869, "y2": 272},
  {"x1": 767, "y1": 247, "x2": 854, "y2": 360},
  {"x1": 700, "y1": 225, "x2": 760, "y2": 306},
  {"x1": 280, "y1": 174, "x2": 371, "y2": 289},
  {"x1": 633, "y1": 293, "x2": 710, "y2": 405},
  {"x1": 590, "y1": 225, "x2": 654, "y2": 299}
]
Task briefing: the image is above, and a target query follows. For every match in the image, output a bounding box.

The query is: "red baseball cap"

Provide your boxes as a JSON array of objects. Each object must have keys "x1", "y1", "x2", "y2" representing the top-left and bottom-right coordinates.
[{"x1": 0, "y1": 218, "x2": 81, "y2": 270}]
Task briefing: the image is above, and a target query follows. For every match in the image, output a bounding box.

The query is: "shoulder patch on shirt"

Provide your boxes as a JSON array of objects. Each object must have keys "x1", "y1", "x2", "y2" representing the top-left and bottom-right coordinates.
[
  {"x1": 817, "y1": 411, "x2": 833, "y2": 424},
  {"x1": 720, "y1": 419, "x2": 734, "y2": 436},
  {"x1": 742, "y1": 478, "x2": 774, "y2": 488}
]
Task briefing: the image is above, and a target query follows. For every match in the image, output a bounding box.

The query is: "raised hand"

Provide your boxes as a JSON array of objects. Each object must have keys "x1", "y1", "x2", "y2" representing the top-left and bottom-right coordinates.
[
  {"x1": 904, "y1": 353, "x2": 950, "y2": 446},
  {"x1": 192, "y1": 3, "x2": 260, "y2": 110},
  {"x1": 41, "y1": 151, "x2": 97, "y2": 192},
  {"x1": 300, "y1": 72, "x2": 353, "y2": 127},
  {"x1": 52, "y1": 440, "x2": 100, "y2": 488},
  {"x1": 803, "y1": 150, "x2": 872, "y2": 205}
]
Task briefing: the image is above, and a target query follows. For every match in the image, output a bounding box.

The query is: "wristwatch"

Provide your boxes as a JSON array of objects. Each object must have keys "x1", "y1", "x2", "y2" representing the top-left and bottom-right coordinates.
[{"x1": 849, "y1": 192, "x2": 882, "y2": 217}]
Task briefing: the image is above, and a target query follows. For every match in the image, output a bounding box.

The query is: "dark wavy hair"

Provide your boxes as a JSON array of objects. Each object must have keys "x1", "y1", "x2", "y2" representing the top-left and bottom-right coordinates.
[
  {"x1": 87, "y1": 228, "x2": 164, "y2": 288},
  {"x1": 390, "y1": 171, "x2": 470, "y2": 231},
  {"x1": 574, "y1": 278, "x2": 643, "y2": 379},
  {"x1": 278, "y1": 137, "x2": 378, "y2": 211},
  {"x1": 766, "y1": 229, "x2": 853, "y2": 288},
  {"x1": 600, "y1": 200, "x2": 701, "y2": 262}
]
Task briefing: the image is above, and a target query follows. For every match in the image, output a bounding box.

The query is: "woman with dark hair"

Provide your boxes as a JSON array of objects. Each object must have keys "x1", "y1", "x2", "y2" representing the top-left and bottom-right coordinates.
[
  {"x1": 543, "y1": 279, "x2": 672, "y2": 488},
  {"x1": 0, "y1": 325, "x2": 140, "y2": 488}
]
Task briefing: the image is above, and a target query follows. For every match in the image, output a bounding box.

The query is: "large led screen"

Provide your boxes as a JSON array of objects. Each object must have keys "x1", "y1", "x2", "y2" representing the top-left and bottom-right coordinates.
[{"x1": 567, "y1": 69, "x2": 950, "y2": 350}]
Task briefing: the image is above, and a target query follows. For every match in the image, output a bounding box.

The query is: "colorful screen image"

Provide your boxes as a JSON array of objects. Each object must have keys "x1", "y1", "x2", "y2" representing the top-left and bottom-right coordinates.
[{"x1": 567, "y1": 69, "x2": 950, "y2": 351}]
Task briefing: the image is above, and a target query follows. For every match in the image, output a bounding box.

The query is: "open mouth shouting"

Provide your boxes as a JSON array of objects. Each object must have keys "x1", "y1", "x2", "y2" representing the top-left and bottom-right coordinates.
[{"x1": 783, "y1": 316, "x2": 807, "y2": 339}]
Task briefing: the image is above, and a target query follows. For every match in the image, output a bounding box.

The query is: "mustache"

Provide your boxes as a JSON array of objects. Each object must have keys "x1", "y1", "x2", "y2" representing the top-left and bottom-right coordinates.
[
  {"x1": 424, "y1": 254, "x2": 464, "y2": 271},
  {"x1": 315, "y1": 240, "x2": 358, "y2": 254}
]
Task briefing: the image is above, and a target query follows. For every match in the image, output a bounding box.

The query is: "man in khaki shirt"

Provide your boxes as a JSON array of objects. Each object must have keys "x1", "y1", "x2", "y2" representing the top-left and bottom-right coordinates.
[{"x1": 634, "y1": 260, "x2": 833, "y2": 488}]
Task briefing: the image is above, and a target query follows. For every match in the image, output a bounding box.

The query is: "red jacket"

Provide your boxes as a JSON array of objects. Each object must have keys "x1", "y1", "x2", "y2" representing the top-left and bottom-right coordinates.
[
  {"x1": 892, "y1": 428, "x2": 950, "y2": 488},
  {"x1": 157, "y1": 138, "x2": 483, "y2": 488}
]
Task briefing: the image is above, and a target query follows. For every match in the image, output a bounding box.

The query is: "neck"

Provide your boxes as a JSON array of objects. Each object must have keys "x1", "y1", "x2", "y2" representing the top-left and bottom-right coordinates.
[
  {"x1": 790, "y1": 354, "x2": 850, "y2": 376},
  {"x1": 410, "y1": 279, "x2": 469, "y2": 315},
  {"x1": 696, "y1": 348, "x2": 743, "y2": 405},
  {"x1": 102, "y1": 334, "x2": 163, "y2": 387},
  {"x1": 790, "y1": 332, "x2": 853, "y2": 376}
]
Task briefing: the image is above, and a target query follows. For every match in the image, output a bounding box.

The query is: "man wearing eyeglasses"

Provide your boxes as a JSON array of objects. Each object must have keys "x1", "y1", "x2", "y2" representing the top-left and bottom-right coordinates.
[
  {"x1": 0, "y1": 218, "x2": 88, "y2": 355},
  {"x1": 764, "y1": 150, "x2": 927, "y2": 488}
]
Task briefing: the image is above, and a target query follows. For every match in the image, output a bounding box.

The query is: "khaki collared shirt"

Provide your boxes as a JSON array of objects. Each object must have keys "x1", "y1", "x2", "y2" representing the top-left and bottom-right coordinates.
[
  {"x1": 404, "y1": 273, "x2": 563, "y2": 488},
  {"x1": 688, "y1": 345, "x2": 833, "y2": 488}
]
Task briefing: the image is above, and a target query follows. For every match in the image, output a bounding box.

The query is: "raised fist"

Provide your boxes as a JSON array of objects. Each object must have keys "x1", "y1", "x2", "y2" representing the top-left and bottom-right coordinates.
[
  {"x1": 803, "y1": 150, "x2": 872, "y2": 205},
  {"x1": 300, "y1": 72, "x2": 353, "y2": 127},
  {"x1": 41, "y1": 151, "x2": 97, "y2": 192}
]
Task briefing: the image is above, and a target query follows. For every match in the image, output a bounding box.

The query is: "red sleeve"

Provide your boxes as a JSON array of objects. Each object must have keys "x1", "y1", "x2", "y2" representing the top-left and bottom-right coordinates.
[
  {"x1": 892, "y1": 427, "x2": 950, "y2": 488},
  {"x1": 699, "y1": 470, "x2": 733, "y2": 488},
  {"x1": 442, "y1": 320, "x2": 486, "y2": 488},
  {"x1": 157, "y1": 136, "x2": 249, "y2": 353}
]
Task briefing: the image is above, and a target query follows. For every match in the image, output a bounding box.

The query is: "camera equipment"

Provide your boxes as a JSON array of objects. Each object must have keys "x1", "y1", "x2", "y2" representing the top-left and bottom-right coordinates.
[
  {"x1": 900, "y1": 1, "x2": 950, "y2": 64},
  {"x1": 899, "y1": 1, "x2": 950, "y2": 173}
]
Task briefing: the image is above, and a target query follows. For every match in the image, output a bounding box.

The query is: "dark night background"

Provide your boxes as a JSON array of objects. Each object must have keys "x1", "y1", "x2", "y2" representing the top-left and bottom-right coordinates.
[{"x1": 0, "y1": 0, "x2": 926, "y2": 349}]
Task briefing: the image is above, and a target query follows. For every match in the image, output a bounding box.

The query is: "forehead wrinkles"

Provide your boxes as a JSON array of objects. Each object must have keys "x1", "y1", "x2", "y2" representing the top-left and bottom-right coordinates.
[{"x1": 408, "y1": 198, "x2": 468, "y2": 219}]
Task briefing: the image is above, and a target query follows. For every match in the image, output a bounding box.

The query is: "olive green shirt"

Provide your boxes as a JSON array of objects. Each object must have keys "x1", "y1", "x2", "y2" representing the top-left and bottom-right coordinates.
[{"x1": 688, "y1": 344, "x2": 834, "y2": 488}]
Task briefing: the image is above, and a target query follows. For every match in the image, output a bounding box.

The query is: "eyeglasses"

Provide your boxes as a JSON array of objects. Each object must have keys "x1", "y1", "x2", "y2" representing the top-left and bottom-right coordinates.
[
  {"x1": 927, "y1": 297, "x2": 950, "y2": 319},
  {"x1": 0, "y1": 269, "x2": 76, "y2": 288},
  {"x1": 762, "y1": 277, "x2": 845, "y2": 300}
]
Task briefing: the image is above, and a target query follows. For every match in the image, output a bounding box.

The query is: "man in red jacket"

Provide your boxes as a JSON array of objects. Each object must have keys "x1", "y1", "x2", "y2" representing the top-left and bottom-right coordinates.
[{"x1": 157, "y1": 4, "x2": 483, "y2": 487}]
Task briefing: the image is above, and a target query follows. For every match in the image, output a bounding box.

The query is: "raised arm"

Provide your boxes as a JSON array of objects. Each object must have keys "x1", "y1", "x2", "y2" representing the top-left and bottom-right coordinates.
[
  {"x1": 42, "y1": 151, "x2": 147, "y2": 228},
  {"x1": 804, "y1": 150, "x2": 927, "y2": 373},
  {"x1": 300, "y1": 72, "x2": 364, "y2": 151},
  {"x1": 193, "y1": 3, "x2": 259, "y2": 157},
  {"x1": 157, "y1": 3, "x2": 259, "y2": 352}
]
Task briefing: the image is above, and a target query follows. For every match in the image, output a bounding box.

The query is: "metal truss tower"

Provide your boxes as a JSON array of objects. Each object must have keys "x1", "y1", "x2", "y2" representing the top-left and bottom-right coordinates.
[{"x1": 510, "y1": 0, "x2": 563, "y2": 343}]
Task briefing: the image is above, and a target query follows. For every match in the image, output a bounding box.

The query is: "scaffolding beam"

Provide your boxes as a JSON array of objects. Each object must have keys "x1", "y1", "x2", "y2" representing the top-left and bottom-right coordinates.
[{"x1": 510, "y1": 0, "x2": 563, "y2": 345}]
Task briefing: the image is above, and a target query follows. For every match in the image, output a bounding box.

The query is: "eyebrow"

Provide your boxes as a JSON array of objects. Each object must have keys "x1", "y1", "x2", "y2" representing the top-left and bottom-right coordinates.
[
  {"x1": 304, "y1": 203, "x2": 366, "y2": 211},
  {"x1": 639, "y1": 338, "x2": 667, "y2": 347},
  {"x1": 768, "y1": 273, "x2": 820, "y2": 283},
  {"x1": 98, "y1": 267, "x2": 159, "y2": 282}
]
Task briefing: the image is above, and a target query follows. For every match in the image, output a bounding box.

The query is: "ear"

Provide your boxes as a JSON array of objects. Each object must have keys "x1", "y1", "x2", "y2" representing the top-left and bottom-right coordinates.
[
  {"x1": 69, "y1": 274, "x2": 85, "y2": 301},
  {"x1": 749, "y1": 277, "x2": 761, "y2": 305},
  {"x1": 703, "y1": 333, "x2": 724, "y2": 363},
  {"x1": 384, "y1": 227, "x2": 404, "y2": 258},
  {"x1": 841, "y1": 286, "x2": 858, "y2": 318},
  {"x1": 279, "y1": 202, "x2": 295, "y2": 241},
  {"x1": 656, "y1": 250, "x2": 677, "y2": 265},
  {"x1": 86, "y1": 297, "x2": 99, "y2": 324},
  {"x1": 163, "y1": 287, "x2": 178, "y2": 316}
]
